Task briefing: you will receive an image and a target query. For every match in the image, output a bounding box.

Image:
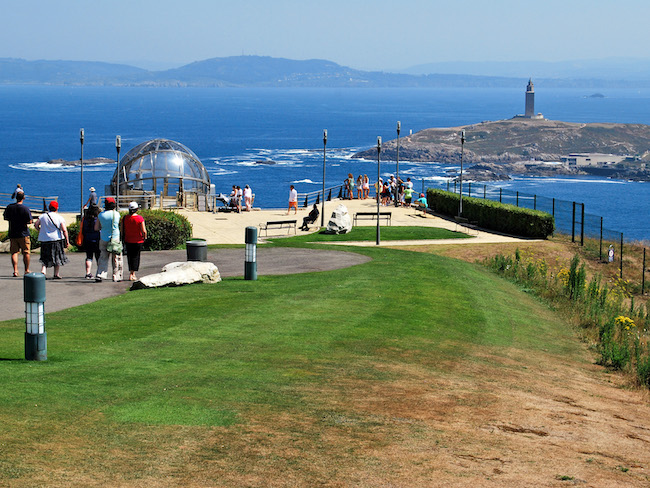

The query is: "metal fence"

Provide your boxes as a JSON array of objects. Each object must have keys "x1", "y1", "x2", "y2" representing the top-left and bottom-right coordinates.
[{"x1": 423, "y1": 179, "x2": 647, "y2": 292}]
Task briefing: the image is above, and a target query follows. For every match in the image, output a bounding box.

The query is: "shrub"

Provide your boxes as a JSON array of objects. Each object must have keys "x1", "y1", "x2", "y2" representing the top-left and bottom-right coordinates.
[
  {"x1": 426, "y1": 189, "x2": 555, "y2": 238},
  {"x1": 139, "y1": 210, "x2": 192, "y2": 251},
  {"x1": 1, "y1": 228, "x2": 41, "y2": 249}
]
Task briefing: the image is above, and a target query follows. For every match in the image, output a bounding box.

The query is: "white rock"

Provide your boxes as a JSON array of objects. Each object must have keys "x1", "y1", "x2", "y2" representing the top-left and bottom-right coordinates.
[
  {"x1": 131, "y1": 261, "x2": 221, "y2": 290},
  {"x1": 325, "y1": 204, "x2": 352, "y2": 234},
  {"x1": 0, "y1": 240, "x2": 10, "y2": 253}
]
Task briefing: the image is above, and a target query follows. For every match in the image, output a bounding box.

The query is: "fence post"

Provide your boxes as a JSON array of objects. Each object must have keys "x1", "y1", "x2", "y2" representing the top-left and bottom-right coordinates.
[
  {"x1": 599, "y1": 217, "x2": 603, "y2": 261},
  {"x1": 468, "y1": 182, "x2": 472, "y2": 197},
  {"x1": 327, "y1": 189, "x2": 331, "y2": 201},
  {"x1": 552, "y1": 198, "x2": 555, "y2": 217},
  {"x1": 571, "y1": 202, "x2": 576, "y2": 243},
  {"x1": 499, "y1": 188, "x2": 502, "y2": 203},
  {"x1": 580, "y1": 203, "x2": 585, "y2": 247},
  {"x1": 620, "y1": 233, "x2": 624, "y2": 279},
  {"x1": 516, "y1": 191, "x2": 519, "y2": 207},
  {"x1": 447, "y1": 180, "x2": 450, "y2": 192},
  {"x1": 534, "y1": 194, "x2": 537, "y2": 210},
  {"x1": 454, "y1": 180, "x2": 457, "y2": 193},
  {"x1": 483, "y1": 185, "x2": 486, "y2": 199},
  {"x1": 642, "y1": 248, "x2": 646, "y2": 295}
]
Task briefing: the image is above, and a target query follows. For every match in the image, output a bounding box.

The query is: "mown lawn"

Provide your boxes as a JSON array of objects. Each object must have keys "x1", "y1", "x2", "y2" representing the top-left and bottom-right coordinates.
[
  {"x1": 286, "y1": 225, "x2": 469, "y2": 242},
  {"x1": 0, "y1": 245, "x2": 583, "y2": 486}
]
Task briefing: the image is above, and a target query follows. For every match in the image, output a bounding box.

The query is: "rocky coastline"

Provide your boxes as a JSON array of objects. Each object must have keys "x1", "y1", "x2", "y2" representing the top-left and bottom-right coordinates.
[{"x1": 352, "y1": 118, "x2": 650, "y2": 182}]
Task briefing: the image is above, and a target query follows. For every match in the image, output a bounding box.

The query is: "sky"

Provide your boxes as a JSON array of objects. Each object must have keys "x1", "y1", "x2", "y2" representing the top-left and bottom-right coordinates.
[{"x1": 2, "y1": 0, "x2": 650, "y2": 71}]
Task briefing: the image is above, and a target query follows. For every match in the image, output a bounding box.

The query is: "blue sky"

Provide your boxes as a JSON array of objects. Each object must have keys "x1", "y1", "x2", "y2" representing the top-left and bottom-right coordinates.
[{"x1": 2, "y1": 0, "x2": 649, "y2": 70}]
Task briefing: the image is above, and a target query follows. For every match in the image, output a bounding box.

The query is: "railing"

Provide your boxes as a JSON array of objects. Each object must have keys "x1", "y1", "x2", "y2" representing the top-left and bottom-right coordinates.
[
  {"x1": 0, "y1": 192, "x2": 58, "y2": 214},
  {"x1": 297, "y1": 185, "x2": 346, "y2": 208}
]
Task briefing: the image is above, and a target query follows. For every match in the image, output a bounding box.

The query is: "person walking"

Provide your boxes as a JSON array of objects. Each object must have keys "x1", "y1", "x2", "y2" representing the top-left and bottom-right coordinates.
[
  {"x1": 81, "y1": 205, "x2": 101, "y2": 279},
  {"x1": 95, "y1": 197, "x2": 123, "y2": 282},
  {"x1": 34, "y1": 201, "x2": 69, "y2": 279},
  {"x1": 3, "y1": 190, "x2": 33, "y2": 277},
  {"x1": 11, "y1": 184, "x2": 24, "y2": 200},
  {"x1": 121, "y1": 201, "x2": 147, "y2": 281},
  {"x1": 286, "y1": 185, "x2": 298, "y2": 215},
  {"x1": 362, "y1": 175, "x2": 369, "y2": 199}
]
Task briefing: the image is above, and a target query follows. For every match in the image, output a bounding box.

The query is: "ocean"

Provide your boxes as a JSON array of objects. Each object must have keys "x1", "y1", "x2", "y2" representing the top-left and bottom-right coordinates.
[{"x1": 0, "y1": 85, "x2": 648, "y2": 240}]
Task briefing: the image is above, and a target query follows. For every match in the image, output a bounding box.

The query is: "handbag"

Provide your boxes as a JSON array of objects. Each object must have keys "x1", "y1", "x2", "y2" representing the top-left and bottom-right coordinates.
[
  {"x1": 107, "y1": 238, "x2": 123, "y2": 254},
  {"x1": 76, "y1": 220, "x2": 84, "y2": 247}
]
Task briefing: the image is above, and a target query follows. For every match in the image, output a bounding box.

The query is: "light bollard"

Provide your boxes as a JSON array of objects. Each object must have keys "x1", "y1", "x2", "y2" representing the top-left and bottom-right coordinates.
[
  {"x1": 245, "y1": 226, "x2": 257, "y2": 281},
  {"x1": 24, "y1": 272, "x2": 47, "y2": 361}
]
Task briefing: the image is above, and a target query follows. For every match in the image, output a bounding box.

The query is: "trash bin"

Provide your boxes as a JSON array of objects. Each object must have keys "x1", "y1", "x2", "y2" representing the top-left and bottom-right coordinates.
[{"x1": 186, "y1": 238, "x2": 207, "y2": 262}]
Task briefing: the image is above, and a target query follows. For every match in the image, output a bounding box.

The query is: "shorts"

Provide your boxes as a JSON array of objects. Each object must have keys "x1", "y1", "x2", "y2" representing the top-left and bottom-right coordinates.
[
  {"x1": 10, "y1": 236, "x2": 31, "y2": 254},
  {"x1": 289, "y1": 201, "x2": 298, "y2": 209}
]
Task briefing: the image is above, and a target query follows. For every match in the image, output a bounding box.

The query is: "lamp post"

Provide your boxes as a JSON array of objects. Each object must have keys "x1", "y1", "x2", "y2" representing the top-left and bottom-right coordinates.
[
  {"x1": 115, "y1": 135, "x2": 121, "y2": 208},
  {"x1": 395, "y1": 121, "x2": 400, "y2": 207},
  {"x1": 321, "y1": 129, "x2": 327, "y2": 228},
  {"x1": 376, "y1": 136, "x2": 381, "y2": 246},
  {"x1": 458, "y1": 129, "x2": 465, "y2": 217},
  {"x1": 79, "y1": 128, "x2": 84, "y2": 217}
]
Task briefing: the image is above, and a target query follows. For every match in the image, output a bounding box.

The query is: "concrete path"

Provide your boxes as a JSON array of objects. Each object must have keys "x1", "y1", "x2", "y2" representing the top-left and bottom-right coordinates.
[{"x1": 0, "y1": 248, "x2": 369, "y2": 321}]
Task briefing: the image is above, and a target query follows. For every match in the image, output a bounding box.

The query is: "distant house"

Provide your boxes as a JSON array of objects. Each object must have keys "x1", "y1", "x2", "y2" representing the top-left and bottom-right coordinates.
[{"x1": 561, "y1": 153, "x2": 626, "y2": 168}]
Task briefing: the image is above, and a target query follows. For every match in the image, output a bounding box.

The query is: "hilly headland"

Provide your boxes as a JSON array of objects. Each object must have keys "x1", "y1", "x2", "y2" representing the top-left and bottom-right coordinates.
[{"x1": 353, "y1": 118, "x2": 650, "y2": 181}]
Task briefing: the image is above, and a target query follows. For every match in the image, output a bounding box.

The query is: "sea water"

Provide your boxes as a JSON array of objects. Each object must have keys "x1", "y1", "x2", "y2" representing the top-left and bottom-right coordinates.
[{"x1": 0, "y1": 85, "x2": 648, "y2": 240}]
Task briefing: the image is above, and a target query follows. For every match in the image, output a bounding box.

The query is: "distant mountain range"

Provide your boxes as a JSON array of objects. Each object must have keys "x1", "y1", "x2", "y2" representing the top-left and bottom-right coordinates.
[{"x1": 2, "y1": 55, "x2": 650, "y2": 88}]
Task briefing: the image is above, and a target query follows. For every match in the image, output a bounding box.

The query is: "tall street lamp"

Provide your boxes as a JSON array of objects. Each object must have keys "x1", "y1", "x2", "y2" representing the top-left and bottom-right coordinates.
[
  {"x1": 458, "y1": 129, "x2": 465, "y2": 217},
  {"x1": 115, "y1": 135, "x2": 121, "y2": 208},
  {"x1": 376, "y1": 136, "x2": 381, "y2": 246},
  {"x1": 321, "y1": 129, "x2": 327, "y2": 228},
  {"x1": 79, "y1": 128, "x2": 84, "y2": 217},
  {"x1": 395, "y1": 121, "x2": 400, "y2": 207}
]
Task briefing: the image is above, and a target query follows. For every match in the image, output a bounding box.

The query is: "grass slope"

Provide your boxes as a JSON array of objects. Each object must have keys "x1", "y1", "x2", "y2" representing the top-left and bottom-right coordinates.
[{"x1": 0, "y1": 246, "x2": 586, "y2": 485}]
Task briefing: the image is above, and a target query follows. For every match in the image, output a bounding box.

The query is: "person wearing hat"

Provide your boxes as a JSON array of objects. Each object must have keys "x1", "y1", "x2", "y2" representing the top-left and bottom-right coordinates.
[
  {"x1": 34, "y1": 200, "x2": 69, "y2": 279},
  {"x1": 84, "y1": 187, "x2": 98, "y2": 208},
  {"x1": 95, "y1": 197, "x2": 123, "y2": 282},
  {"x1": 120, "y1": 201, "x2": 147, "y2": 281}
]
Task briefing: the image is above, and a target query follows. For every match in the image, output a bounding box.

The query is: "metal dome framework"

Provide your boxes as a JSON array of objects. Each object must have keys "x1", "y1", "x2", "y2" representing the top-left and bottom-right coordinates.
[{"x1": 112, "y1": 139, "x2": 210, "y2": 198}]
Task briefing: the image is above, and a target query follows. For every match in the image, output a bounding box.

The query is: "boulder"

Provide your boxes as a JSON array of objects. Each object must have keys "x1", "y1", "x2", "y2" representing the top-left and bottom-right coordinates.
[
  {"x1": 131, "y1": 261, "x2": 221, "y2": 290},
  {"x1": 325, "y1": 204, "x2": 352, "y2": 234}
]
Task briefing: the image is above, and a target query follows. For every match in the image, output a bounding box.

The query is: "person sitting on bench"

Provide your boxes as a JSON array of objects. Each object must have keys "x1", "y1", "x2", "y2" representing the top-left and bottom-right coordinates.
[{"x1": 300, "y1": 204, "x2": 320, "y2": 231}]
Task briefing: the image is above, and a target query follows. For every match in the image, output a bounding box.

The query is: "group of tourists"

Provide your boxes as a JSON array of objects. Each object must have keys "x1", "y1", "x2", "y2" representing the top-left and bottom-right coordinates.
[
  {"x1": 377, "y1": 175, "x2": 417, "y2": 207},
  {"x1": 4, "y1": 185, "x2": 146, "y2": 282},
  {"x1": 344, "y1": 174, "x2": 371, "y2": 200},
  {"x1": 228, "y1": 184, "x2": 254, "y2": 212}
]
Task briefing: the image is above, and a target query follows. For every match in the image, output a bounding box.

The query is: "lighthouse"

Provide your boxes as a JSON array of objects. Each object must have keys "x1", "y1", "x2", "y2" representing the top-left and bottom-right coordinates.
[{"x1": 525, "y1": 79, "x2": 535, "y2": 117}]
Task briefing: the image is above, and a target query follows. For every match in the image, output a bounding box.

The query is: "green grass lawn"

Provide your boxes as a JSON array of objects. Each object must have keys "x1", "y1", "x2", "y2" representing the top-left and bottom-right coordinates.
[
  {"x1": 0, "y1": 244, "x2": 582, "y2": 485},
  {"x1": 278, "y1": 225, "x2": 469, "y2": 243}
]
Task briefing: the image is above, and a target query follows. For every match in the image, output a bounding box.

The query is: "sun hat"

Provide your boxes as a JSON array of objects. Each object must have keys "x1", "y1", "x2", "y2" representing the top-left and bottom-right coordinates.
[
  {"x1": 128, "y1": 201, "x2": 139, "y2": 210},
  {"x1": 89, "y1": 186, "x2": 95, "y2": 192}
]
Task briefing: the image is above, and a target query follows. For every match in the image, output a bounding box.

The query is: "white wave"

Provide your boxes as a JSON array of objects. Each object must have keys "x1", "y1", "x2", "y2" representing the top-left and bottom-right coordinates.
[
  {"x1": 10, "y1": 161, "x2": 112, "y2": 172},
  {"x1": 292, "y1": 179, "x2": 320, "y2": 184}
]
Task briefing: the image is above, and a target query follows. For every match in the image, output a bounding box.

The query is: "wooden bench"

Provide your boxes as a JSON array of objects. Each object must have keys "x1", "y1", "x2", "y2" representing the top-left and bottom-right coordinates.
[
  {"x1": 259, "y1": 219, "x2": 297, "y2": 237},
  {"x1": 353, "y1": 212, "x2": 392, "y2": 226},
  {"x1": 454, "y1": 216, "x2": 479, "y2": 235}
]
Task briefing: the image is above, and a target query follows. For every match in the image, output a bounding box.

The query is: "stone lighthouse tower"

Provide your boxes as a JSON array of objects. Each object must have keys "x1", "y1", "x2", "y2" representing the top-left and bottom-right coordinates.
[{"x1": 525, "y1": 79, "x2": 535, "y2": 117}]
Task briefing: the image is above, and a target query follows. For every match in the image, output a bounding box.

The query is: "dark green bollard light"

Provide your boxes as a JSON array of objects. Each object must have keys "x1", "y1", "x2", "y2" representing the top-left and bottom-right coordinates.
[
  {"x1": 245, "y1": 226, "x2": 257, "y2": 281},
  {"x1": 24, "y1": 272, "x2": 47, "y2": 361}
]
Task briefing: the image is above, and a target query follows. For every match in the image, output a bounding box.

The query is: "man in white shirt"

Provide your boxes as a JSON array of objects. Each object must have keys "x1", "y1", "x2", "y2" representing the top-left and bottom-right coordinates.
[{"x1": 287, "y1": 185, "x2": 298, "y2": 215}]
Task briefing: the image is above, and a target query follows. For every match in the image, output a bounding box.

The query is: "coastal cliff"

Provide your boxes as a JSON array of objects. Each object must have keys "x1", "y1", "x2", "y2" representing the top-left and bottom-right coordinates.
[{"x1": 353, "y1": 118, "x2": 650, "y2": 181}]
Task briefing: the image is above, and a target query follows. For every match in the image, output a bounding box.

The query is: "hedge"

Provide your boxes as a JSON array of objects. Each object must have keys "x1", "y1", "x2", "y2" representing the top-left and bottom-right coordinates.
[
  {"x1": 67, "y1": 209, "x2": 193, "y2": 252},
  {"x1": 0, "y1": 227, "x2": 41, "y2": 249},
  {"x1": 426, "y1": 189, "x2": 555, "y2": 238}
]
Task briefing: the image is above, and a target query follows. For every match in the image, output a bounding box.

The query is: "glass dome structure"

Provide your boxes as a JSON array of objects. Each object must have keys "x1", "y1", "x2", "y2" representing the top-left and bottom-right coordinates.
[{"x1": 111, "y1": 139, "x2": 210, "y2": 197}]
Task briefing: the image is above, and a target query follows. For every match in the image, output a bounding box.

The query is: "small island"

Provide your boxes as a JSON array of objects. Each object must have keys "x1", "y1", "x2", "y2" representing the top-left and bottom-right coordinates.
[{"x1": 47, "y1": 157, "x2": 115, "y2": 166}]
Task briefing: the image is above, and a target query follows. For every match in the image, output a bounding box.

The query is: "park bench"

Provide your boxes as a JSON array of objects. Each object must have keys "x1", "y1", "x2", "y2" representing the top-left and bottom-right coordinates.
[
  {"x1": 454, "y1": 216, "x2": 480, "y2": 236},
  {"x1": 353, "y1": 211, "x2": 392, "y2": 226},
  {"x1": 259, "y1": 219, "x2": 297, "y2": 237}
]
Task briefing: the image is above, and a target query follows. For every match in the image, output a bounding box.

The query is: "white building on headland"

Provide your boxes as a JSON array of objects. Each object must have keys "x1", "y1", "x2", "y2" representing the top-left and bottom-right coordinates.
[
  {"x1": 514, "y1": 79, "x2": 544, "y2": 119},
  {"x1": 561, "y1": 153, "x2": 627, "y2": 168}
]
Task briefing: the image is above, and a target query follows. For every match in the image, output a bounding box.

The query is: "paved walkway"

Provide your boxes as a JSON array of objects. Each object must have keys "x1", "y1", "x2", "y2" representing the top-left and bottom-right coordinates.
[{"x1": 1, "y1": 198, "x2": 533, "y2": 320}]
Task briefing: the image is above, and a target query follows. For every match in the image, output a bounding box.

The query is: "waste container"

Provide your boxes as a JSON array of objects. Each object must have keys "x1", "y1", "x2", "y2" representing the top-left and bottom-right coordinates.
[{"x1": 186, "y1": 238, "x2": 207, "y2": 262}]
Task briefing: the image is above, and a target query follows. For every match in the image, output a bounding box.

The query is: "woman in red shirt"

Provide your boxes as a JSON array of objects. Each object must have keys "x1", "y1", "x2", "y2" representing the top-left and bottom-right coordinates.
[{"x1": 120, "y1": 202, "x2": 147, "y2": 281}]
